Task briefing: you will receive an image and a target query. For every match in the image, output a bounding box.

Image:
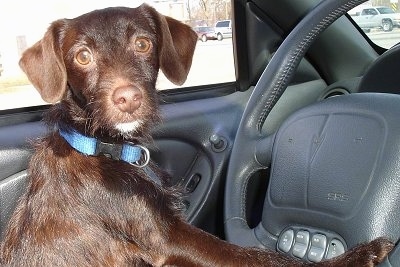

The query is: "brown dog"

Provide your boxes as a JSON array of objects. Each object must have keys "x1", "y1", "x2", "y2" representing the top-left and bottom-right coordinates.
[{"x1": 0, "y1": 4, "x2": 393, "y2": 266}]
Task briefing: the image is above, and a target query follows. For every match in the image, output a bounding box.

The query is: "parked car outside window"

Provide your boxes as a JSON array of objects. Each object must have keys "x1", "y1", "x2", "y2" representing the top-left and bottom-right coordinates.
[
  {"x1": 214, "y1": 19, "x2": 232, "y2": 41},
  {"x1": 193, "y1": 26, "x2": 217, "y2": 42},
  {"x1": 349, "y1": 4, "x2": 400, "y2": 46}
]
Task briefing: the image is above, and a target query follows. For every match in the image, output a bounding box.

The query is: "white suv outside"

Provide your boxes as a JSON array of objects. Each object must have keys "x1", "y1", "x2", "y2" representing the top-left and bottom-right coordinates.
[{"x1": 214, "y1": 20, "x2": 232, "y2": 41}]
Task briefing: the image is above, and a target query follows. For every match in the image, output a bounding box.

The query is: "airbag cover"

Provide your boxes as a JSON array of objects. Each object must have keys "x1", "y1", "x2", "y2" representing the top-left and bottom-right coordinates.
[{"x1": 270, "y1": 113, "x2": 383, "y2": 218}]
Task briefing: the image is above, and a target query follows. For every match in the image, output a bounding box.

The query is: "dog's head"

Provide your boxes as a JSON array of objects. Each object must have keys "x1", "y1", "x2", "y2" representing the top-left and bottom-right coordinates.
[{"x1": 19, "y1": 4, "x2": 197, "y2": 140}]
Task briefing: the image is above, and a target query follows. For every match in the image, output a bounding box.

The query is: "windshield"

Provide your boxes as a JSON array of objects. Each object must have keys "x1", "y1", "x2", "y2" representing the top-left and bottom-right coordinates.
[{"x1": 376, "y1": 7, "x2": 395, "y2": 14}]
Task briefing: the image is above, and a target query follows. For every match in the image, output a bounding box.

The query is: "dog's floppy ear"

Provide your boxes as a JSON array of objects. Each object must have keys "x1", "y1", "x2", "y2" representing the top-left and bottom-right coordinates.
[
  {"x1": 19, "y1": 20, "x2": 67, "y2": 104},
  {"x1": 159, "y1": 16, "x2": 197, "y2": 85},
  {"x1": 141, "y1": 4, "x2": 197, "y2": 85}
]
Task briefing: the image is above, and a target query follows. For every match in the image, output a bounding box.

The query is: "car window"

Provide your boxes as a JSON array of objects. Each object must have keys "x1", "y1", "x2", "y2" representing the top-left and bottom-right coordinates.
[
  {"x1": 216, "y1": 21, "x2": 229, "y2": 27},
  {"x1": 366, "y1": 9, "x2": 378, "y2": 15},
  {"x1": 0, "y1": 0, "x2": 234, "y2": 110},
  {"x1": 376, "y1": 7, "x2": 394, "y2": 14},
  {"x1": 349, "y1": 3, "x2": 400, "y2": 49}
]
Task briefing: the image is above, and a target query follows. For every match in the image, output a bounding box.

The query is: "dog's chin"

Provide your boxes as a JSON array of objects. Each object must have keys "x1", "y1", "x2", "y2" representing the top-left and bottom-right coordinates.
[{"x1": 115, "y1": 120, "x2": 143, "y2": 134}]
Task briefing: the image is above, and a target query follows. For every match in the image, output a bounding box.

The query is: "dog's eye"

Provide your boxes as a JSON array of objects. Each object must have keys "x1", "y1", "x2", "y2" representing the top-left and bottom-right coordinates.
[
  {"x1": 75, "y1": 50, "x2": 93, "y2": 65},
  {"x1": 134, "y1": 38, "x2": 151, "y2": 53}
]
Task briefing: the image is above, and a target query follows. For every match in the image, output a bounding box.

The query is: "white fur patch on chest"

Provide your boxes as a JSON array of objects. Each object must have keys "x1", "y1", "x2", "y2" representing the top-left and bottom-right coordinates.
[{"x1": 115, "y1": 120, "x2": 143, "y2": 133}]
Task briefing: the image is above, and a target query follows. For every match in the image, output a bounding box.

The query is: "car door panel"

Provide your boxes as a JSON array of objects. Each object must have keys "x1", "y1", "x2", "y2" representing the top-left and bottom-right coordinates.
[
  {"x1": 152, "y1": 90, "x2": 251, "y2": 232},
  {"x1": 0, "y1": 170, "x2": 28, "y2": 239}
]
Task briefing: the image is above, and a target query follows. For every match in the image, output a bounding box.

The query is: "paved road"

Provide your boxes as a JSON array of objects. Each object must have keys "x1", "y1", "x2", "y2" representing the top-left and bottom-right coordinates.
[
  {"x1": 366, "y1": 28, "x2": 400, "y2": 48},
  {"x1": 157, "y1": 38, "x2": 235, "y2": 89},
  {"x1": 0, "y1": 85, "x2": 47, "y2": 110}
]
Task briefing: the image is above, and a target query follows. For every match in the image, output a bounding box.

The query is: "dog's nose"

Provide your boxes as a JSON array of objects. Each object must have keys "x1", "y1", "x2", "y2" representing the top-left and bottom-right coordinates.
[{"x1": 112, "y1": 86, "x2": 143, "y2": 114}]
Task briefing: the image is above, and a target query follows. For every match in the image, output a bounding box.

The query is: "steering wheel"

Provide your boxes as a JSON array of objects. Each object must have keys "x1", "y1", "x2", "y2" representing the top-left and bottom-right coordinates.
[{"x1": 224, "y1": 0, "x2": 400, "y2": 264}]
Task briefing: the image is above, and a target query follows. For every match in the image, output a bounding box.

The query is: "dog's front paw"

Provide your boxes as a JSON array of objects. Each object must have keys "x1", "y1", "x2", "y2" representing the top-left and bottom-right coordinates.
[
  {"x1": 323, "y1": 237, "x2": 394, "y2": 267},
  {"x1": 364, "y1": 237, "x2": 394, "y2": 266}
]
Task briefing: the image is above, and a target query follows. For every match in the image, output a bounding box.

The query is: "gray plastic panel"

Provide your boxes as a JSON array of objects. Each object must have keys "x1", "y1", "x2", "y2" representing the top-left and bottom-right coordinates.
[
  {"x1": 270, "y1": 112, "x2": 384, "y2": 218},
  {"x1": 0, "y1": 171, "x2": 28, "y2": 239}
]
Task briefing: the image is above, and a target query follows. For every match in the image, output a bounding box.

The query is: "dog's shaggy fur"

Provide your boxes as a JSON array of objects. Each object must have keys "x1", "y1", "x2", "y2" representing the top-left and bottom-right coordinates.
[{"x1": 0, "y1": 4, "x2": 393, "y2": 266}]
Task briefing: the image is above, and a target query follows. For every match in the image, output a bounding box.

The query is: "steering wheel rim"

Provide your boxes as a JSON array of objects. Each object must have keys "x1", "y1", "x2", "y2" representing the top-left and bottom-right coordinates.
[{"x1": 224, "y1": 0, "x2": 369, "y2": 247}]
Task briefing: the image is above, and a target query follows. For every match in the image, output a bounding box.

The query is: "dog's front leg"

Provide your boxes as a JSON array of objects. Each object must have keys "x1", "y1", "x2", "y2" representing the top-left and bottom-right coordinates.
[
  {"x1": 159, "y1": 220, "x2": 304, "y2": 267},
  {"x1": 158, "y1": 220, "x2": 393, "y2": 267}
]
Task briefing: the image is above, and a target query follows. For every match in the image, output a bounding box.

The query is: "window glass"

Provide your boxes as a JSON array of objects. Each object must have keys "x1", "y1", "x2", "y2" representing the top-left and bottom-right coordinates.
[
  {"x1": 0, "y1": 0, "x2": 234, "y2": 110},
  {"x1": 376, "y1": 7, "x2": 394, "y2": 14},
  {"x1": 349, "y1": 2, "x2": 400, "y2": 49}
]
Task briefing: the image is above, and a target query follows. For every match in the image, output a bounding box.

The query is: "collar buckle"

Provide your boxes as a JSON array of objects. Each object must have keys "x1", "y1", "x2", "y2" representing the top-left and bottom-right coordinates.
[
  {"x1": 94, "y1": 141, "x2": 150, "y2": 168},
  {"x1": 94, "y1": 141, "x2": 123, "y2": 161}
]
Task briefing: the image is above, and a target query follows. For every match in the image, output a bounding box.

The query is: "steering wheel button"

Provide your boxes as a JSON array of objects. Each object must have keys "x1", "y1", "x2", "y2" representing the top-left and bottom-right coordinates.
[
  {"x1": 311, "y1": 234, "x2": 327, "y2": 249},
  {"x1": 292, "y1": 243, "x2": 307, "y2": 258},
  {"x1": 308, "y1": 247, "x2": 325, "y2": 262},
  {"x1": 295, "y1": 230, "x2": 310, "y2": 245},
  {"x1": 278, "y1": 229, "x2": 294, "y2": 252},
  {"x1": 326, "y1": 239, "x2": 345, "y2": 259}
]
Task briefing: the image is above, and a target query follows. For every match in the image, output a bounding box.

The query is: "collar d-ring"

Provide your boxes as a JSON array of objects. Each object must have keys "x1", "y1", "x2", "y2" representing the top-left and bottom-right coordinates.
[{"x1": 129, "y1": 144, "x2": 150, "y2": 168}]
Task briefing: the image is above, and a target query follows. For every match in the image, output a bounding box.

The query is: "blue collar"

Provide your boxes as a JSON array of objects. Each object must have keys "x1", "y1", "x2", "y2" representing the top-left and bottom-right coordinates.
[{"x1": 59, "y1": 128, "x2": 150, "y2": 167}]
